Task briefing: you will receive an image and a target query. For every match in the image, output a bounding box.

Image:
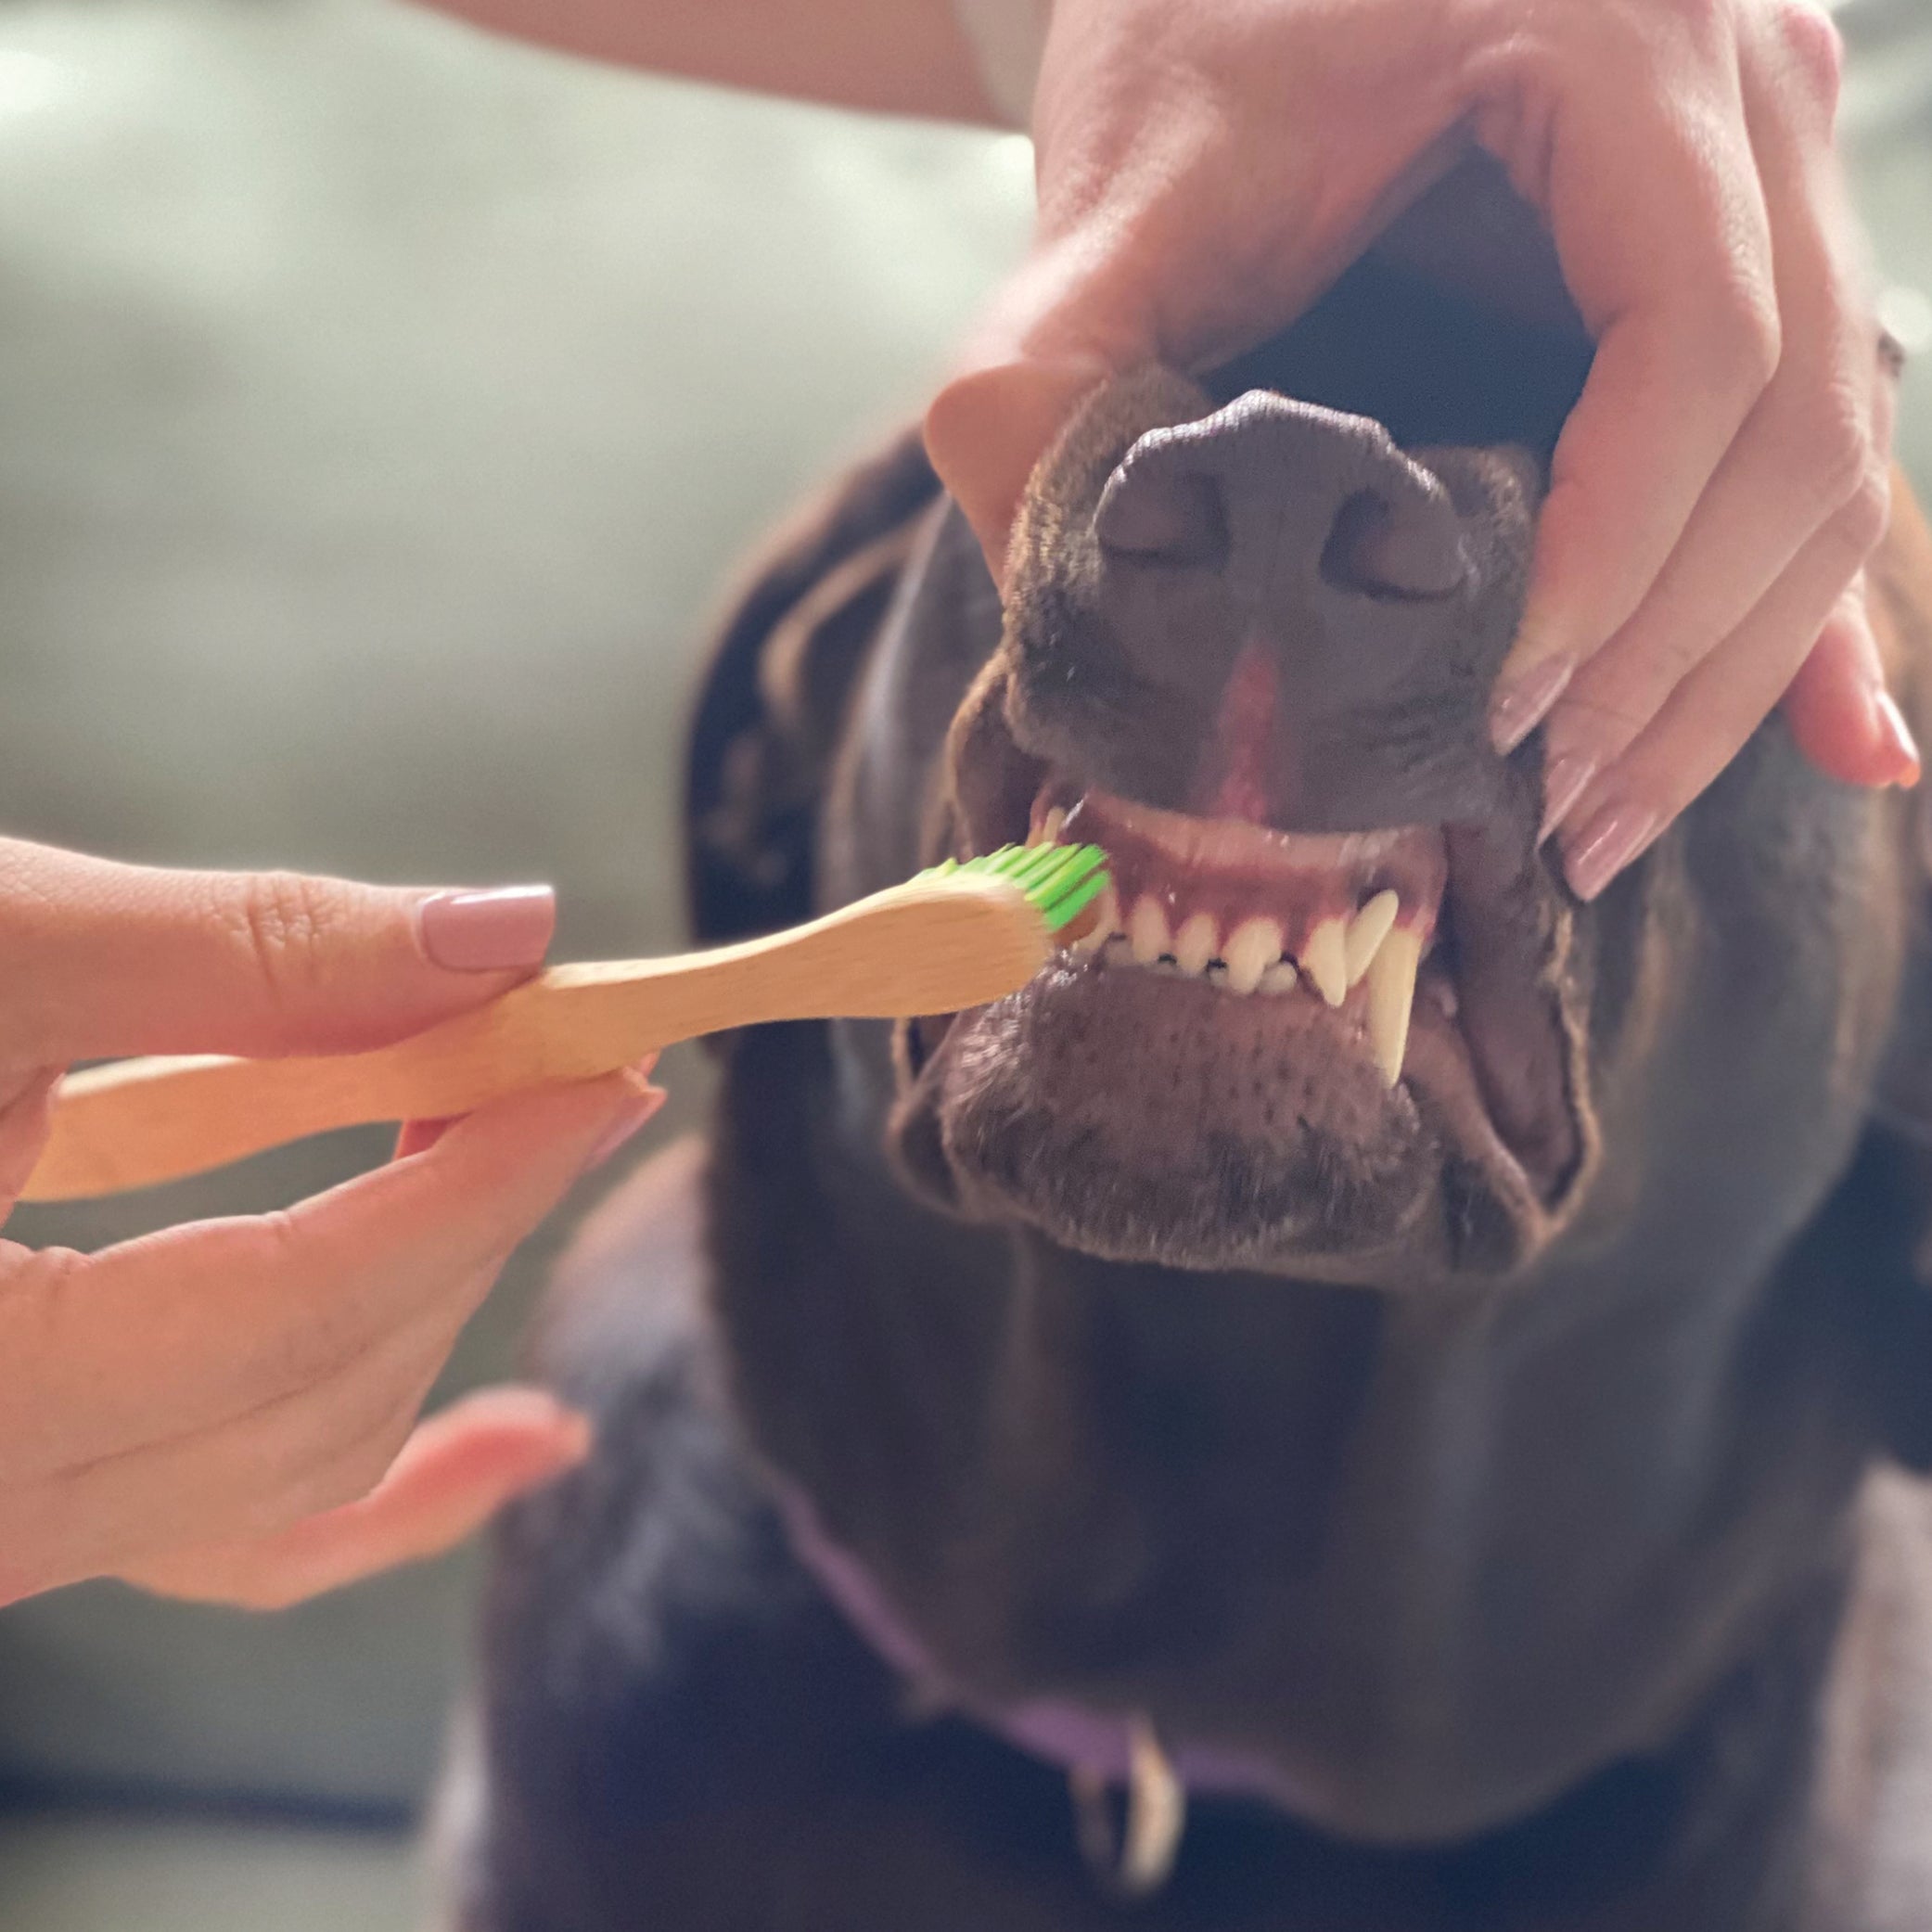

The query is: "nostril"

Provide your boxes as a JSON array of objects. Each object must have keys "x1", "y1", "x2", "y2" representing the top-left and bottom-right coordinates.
[
  {"x1": 1096, "y1": 467, "x2": 1227, "y2": 569},
  {"x1": 1320, "y1": 492, "x2": 1467, "y2": 601}
]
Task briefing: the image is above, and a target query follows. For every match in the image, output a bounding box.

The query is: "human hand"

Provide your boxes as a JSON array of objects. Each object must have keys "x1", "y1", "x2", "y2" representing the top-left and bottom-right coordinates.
[
  {"x1": 0, "y1": 837, "x2": 659, "y2": 1607},
  {"x1": 926, "y1": 0, "x2": 1916, "y2": 899}
]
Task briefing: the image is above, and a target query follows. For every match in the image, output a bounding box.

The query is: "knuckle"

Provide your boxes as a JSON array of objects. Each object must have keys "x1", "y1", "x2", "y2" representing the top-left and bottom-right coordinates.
[
  {"x1": 1721, "y1": 286, "x2": 1784, "y2": 394},
  {"x1": 1772, "y1": 0, "x2": 1844, "y2": 113},
  {"x1": 229, "y1": 872, "x2": 344, "y2": 1010},
  {"x1": 1835, "y1": 464, "x2": 1893, "y2": 559}
]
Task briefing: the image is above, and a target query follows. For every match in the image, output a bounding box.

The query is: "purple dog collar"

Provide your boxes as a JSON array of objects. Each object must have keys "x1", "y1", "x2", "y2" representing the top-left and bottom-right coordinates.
[{"x1": 775, "y1": 1483, "x2": 1316, "y2": 1890}]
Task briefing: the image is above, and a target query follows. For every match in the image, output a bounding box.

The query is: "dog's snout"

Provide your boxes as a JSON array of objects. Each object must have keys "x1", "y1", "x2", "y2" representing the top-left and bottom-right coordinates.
[{"x1": 1072, "y1": 392, "x2": 1511, "y2": 830}]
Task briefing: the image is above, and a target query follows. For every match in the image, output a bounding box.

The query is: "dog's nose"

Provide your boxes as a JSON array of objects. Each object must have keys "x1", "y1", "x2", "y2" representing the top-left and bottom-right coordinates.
[
  {"x1": 1071, "y1": 390, "x2": 1513, "y2": 830},
  {"x1": 1094, "y1": 393, "x2": 1469, "y2": 720}
]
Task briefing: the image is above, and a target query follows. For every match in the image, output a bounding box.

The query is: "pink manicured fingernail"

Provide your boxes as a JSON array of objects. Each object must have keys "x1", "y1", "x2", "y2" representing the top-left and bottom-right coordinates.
[
  {"x1": 1874, "y1": 691, "x2": 1922, "y2": 787},
  {"x1": 417, "y1": 886, "x2": 555, "y2": 972},
  {"x1": 1562, "y1": 804, "x2": 1660, "y2": 902},
  {"x1": 586, "y1": 1088, "x2": 666, "y2": 1172},
  {"x1": 1539, "y1": 751, "x2": 1599, "y2": 840},
  {"x1": 1491, "y1": 656, "x2": 1574, "y2": 755}
]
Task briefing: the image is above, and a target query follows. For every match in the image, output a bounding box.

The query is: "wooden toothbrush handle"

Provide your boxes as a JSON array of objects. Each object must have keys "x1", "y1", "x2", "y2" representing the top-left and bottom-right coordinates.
[
  {"x1": 19, "y1": 872, "x2": 1053, "y2": 1202},
  {"x1": 19, "y1": 967, "x2": 697, "y2": 1204}
]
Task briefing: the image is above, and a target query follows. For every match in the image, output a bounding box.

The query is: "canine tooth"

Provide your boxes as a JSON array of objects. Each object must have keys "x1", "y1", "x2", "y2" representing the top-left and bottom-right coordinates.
[
  {"x1": 1123, "y1": 1717, "x2": 1188, "y2": 1898},
  {"x1": 1069, "y1": 883, "x2": 1119, "y2": 953},
  {"x1": 1128, "y1": 897, "x2": 1171, "y2": 965},
  {"x1": 1040, "y1": 805, "x2": 1067, "y2": 845},
  {"x1": 1344, "y1": 889, "x2": 1400, "y2": 986},
  {"x1": 1222, "y1": 917, "x2": 1282, "y2": 995},
  {"x1": 1300, "y1": 916, "x2": 1348, "y2": 1007},
  {"x1": 1174, "y1": 912, "x2": 1218, "y2": 977},
  {"x1": 1365, "y1": 926, "x2": 1422, "y2": 1087},
  {"x1": 1258, "y1": 962, "x2": 1301, "y2": 995}
]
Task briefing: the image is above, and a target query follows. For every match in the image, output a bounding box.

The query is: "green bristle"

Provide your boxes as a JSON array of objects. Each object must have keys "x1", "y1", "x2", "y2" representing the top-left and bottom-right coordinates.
[{"x1": 917, "y1": 842, "x2": 1113, "y2": 932}]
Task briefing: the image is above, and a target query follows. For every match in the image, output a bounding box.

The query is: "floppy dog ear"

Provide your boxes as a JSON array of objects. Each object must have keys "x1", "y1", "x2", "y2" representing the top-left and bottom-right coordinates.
[
  {"x1": 685, "y1": 426, "x2": 941, "y2": 945},
  {"x1": 1846, "y1": 476, "x2": 1932, "y2": 1469}
]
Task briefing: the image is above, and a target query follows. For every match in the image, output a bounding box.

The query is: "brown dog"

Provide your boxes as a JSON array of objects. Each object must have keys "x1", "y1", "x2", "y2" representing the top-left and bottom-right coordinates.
[{"x1": 442, "y1": 165, "x2": 1932, "y2": 1931}]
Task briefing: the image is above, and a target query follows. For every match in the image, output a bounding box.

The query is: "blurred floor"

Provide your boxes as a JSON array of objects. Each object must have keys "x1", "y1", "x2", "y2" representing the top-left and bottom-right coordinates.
[
  {"x1": 0, "y1": 0, "x2": 1923, "y2": 1925},
  {"x1": 0, "y1": 1816, "x2": 424, "y2": 1931}
]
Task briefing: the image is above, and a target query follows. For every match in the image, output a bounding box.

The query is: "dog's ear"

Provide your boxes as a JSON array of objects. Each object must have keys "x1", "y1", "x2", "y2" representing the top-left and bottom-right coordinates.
[
  {"x1": 1846, "y1": 475, "x2": 1932, "y2": 1469},
  {"x1": 685, "y1": 426, "x2": 941, "y2": 944}
]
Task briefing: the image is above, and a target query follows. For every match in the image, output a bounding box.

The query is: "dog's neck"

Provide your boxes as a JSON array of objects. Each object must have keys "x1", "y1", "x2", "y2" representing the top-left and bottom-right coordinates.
[{"x1": 710, "y1": 1017, "x2": 1885, "y2": 1864}]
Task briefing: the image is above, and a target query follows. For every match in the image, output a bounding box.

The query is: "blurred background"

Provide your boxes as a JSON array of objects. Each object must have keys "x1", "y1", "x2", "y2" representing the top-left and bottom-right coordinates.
[{"x1": 0, "y1": 0, "x2": 1922, "y2": 1925}]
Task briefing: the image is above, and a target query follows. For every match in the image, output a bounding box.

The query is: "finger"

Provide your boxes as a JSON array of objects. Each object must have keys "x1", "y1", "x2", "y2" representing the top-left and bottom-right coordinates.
[
  {"x1": 1782, "y1": 583, "x2": 1920, "y2": 786},
  {"x1": 116, "y1": 1388, "x2": 591, "y2": 1610},
  {"x1": 0, "y1": 1073, "x2": 655, "y2": 1477},
  {"x1": 390, "y1": 1055, "x2": 662, "y2": 1167},
  {"x1": 925, "y1": 354, "x2": 1113, "y2": 579},
  {"x1": 1520, "y1": 13, "x2": 1883, "y2": 782},
  {"x1": 0, "y1": 1068, "x2": 62, "y2": 1212},
  {"x1": 1540, "y1": 485, "x2": 1883, "y2": 835},
  {"x1": 1, "y1": 1263, "x2": 487, "y2": 1599},
  {"x1": 1486, "y1": 25, "x2": 1780, "y2": 737},
  {"x1": 0, "y1": 836, "x2": 556, "y2": 1069},
  {"x1": 1555, "y1": 513, "x2": 1874, "y2": 900}
]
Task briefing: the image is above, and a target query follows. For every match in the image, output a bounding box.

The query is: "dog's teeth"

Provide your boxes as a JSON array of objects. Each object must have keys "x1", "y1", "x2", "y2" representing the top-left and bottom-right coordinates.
[
  {"x1": 1068, "y1": 883, "x2": 1119, "y2": 953},
  {"x1": 1365, "y1": 925, "x2": 1422, "y2": 1087},
  {"x1": 1300, "y1": 916, "x2": 1348, "y2": 1006},
  {"x1": 1128, "y1": 896, "x2": 1171, "y2": 965},
  {"x1": 1123, "y1": 1718, "x2": 1187, "y2": 1898},
  {"x1": 1040, "y1": 805, "x2": 1067, "y2": 845},
  {"x1": 1221, "y1": 917, "x2": 1281, "y2": 995},
  {"x1": 1344, "y1": 889, "x2": 1400, "y2": 986},
  {"x1": 1258, "y1": 961, "x2": 1301, "y2": 995},
  {"x1": 1174, "y1": 912, "x2": 1218, "y2": 977}
]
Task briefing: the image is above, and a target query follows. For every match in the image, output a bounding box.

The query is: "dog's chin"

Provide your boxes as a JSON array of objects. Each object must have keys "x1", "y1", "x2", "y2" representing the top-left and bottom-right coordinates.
[{"x1": 893, "y1": 953, "x2": 1548, "y2": 1283}]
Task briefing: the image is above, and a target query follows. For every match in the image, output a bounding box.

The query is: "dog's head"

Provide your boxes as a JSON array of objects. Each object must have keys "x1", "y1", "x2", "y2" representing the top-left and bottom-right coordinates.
[
  {"x1": 682, "y1": 161, "x2": 1932, "y2": 1839},
  {"x1": 692, "y1": 186, "x2": 1926, "y2": 1308}
]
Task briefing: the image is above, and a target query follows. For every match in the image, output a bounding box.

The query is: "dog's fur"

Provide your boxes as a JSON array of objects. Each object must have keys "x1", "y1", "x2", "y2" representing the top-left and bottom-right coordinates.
[{"x1": 444, "y1": 164, "x2": 1932, "y2": 1931}]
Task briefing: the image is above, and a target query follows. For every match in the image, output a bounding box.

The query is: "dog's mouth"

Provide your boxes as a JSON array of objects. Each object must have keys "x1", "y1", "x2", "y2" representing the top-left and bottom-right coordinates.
[
  {"x1": 893, "y1": 713, "x2": 1589, "y2": 1282},
  {"x1": 1041, "y1": 788, "x2": 1451, "y2": 1089}
]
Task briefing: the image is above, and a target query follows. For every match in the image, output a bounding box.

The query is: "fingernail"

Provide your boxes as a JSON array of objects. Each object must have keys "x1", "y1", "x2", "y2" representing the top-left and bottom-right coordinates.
[
  {"x1": 585, "y1": 1087, "x2": 665, "y2": 1173},
  {"x1": 1562, "y1": 804, "x2": 1660, "y2": 903},
  {"x1": 417, "y1": 885, "x2": 556, "y2": 973},
  {"x1": 1491, "y1": 655, "x2": 1574, "y2": 755},
  {"x1": 1874, "y1": 690, "x2": 1922, "y2": 787},
  {"x1": 1539, "y1": 751, "x2": 1599, "y2": 840}
]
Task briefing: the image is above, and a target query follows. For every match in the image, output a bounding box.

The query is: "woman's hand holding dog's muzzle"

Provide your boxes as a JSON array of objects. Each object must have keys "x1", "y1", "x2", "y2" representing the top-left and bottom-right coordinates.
[
  {"x1": 0, "y1": 837, "x2": 659, "y2": 1608},
  {"x1": 926, "y1": 0, "x2": 1920, "y2": 901}
]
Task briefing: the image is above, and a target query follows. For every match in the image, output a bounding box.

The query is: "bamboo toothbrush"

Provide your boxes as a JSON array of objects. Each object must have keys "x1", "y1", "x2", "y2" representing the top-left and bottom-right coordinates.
[{"x1": 20, "y1": 844, "x2": 1111, "y2": 1204}]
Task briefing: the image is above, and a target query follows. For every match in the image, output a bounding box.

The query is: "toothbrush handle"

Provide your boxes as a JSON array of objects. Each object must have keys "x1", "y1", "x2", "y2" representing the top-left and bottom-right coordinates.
[{"x1": 19, "y1": 873, "x2": 1052, "y2": 1202}]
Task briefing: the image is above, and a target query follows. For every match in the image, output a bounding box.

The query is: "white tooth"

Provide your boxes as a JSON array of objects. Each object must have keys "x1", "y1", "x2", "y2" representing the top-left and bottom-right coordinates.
[
  {"x1": 1040, "y1": 805, "x2": 1067, "y2": 845},
  {"x1": 1129, "y1": 896, "x2": 1171, "y2": 965},
  {"x1": 1365, "y1": 925, "x2": 1422, "y2": 1087},
  {"x1": 1344, "y1": 889, "x2": 1401, "y2": 986},
  {"x1": 1222, "y1": 916, "x2": 1282, "y2": 995},
  {"x1": 1258, "y1": 962, "x2": 1302, "y2": 995},
  {"x1": 1300, "y1": 916, "x2": 1348, "y2": 1007},
  {"x1": 1122, "y1": 1717, "x2": 1188, "y2": 1899},
  {"x1": 1068, "y1": 883, "x2": 1119, "y2": 953},
  {"x1": 1174, "y1": 912, "x2": 1218, "y2": 977}
]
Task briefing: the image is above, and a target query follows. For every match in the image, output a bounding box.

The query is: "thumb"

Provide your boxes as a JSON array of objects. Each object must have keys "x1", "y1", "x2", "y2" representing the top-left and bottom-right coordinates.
[
  {"x1": 925, "y1": 356, "x2": 1109, "y2": 583},
  {"x1": 0, "y1": 836, "x2": 556, "y2": 1068}
]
